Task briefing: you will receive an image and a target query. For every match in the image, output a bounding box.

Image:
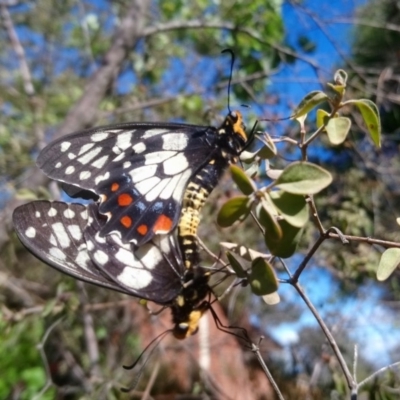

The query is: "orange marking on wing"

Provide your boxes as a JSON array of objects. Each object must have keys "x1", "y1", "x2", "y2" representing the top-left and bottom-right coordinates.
[
  {"x1": 120, "y1": 216, "x2": 132, "y2": 228},
  {"x1": 137, "y1": 224, "x2": 148, "y2": 235},
  {"x1": 153, "y1": 214, "x2": 173, "y2": 233},
  {"x1": 118, "y1": 193, "x2": 133, "y2": 206},
  {"x1": 111, "y1": 183, "x2": 119, "y2": 192}
]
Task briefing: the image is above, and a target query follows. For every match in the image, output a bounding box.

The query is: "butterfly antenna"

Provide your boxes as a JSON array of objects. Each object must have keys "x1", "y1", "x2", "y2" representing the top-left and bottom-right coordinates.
[
  {"x1": 121, "y1": 329, "x2": 171, "y2": 392},
  {"x1": 221, "y1": 48, "x2": 235, "y2": 113}
]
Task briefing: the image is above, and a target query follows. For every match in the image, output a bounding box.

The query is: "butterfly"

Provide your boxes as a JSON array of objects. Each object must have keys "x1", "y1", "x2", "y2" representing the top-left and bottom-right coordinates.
[
  {"x1": 13, "y1": 200, "x2": 211, "y2": 339},
  {"x1": 36, "y1": 111, "x2": 248, "y2": 253}
]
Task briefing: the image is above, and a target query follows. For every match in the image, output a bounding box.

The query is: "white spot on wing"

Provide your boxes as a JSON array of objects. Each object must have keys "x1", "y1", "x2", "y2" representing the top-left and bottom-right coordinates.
[
  {"x1": 80, "y1": 209, "x2": 88, "y2": 220},
  {"x1": 49, "y1": 247, "x2": 66, "y2": 260},
  {"x1": 79, "y1": 171, "x2": 91, "y2": 180},
  {"x1": 63, "y1": 208, "x2": 75, "y2": 219},
  {"x1": 160, "y1": 173, "x2": 182, "y2": 200},
  {"x1": 116, "y1": 131, "x2": 132, "y2": 150},
  {"x1": 145, "y1": 178, "x2": 170, "y2": 202},
  {"x1": 132, "y1": 142, "x2": 146, "y2": 153},
  {"x1": 117, "y1": 267, "x2": 152, "y2": 289},
  {"x1": 94, "y1": 250, "x2": 109, "y2": 266},
  {"x1": 79, "y1": 143, "x2": 95, "y2": 155},
  {"x1": 68, "y1": 153, "x2": 76, "y2": 159},
  {"x1": 67, "y1": 224, "x2": 82, "y2": 241},
  {"x1": 144, "y1": 151, "x2": 176, "y2": 165},
  {"x1": 95, "y1": 171, "x2": 110, "y2": 184},
  {"x1": 128, "y1": 164, "x2": 157, "y2": 183},
  {"x1": 163, "y1": 153, "x2": 189, "y2": 175},
  {"x1": 162, "y1": 133, "x2": 188, "y2": 151},
  {"x1": 75, "y1": 250, "x2": 91, "y2": 270},
  {"x1": 35, "y1": 211, "x2": 41, "y2": 218},
  {"x1": 48, "y1": 207, "x2": 57, "y2": 217},
  {"x1": 112, "y1": 152, "x2": 125, "y2": 162},
  {"x1": 52, "y1": 222, "x2": 71, "y2": 248},
  {"x1": 172, "y1": 169, "x2": 193, "y2": 201},
  {"x1": 91, "y1": 132, "x2": 109, "y2": 142},
  {"x1": 49, "y1": 234, "x2": 57, "y2": 246},
  {"x1": 142, "y1": 128, "x2": 168, "y2": 139},
  {"x1": 60, "y1": 142, "x2": 71, "y2": 152},
  {"x1": 115, "y1": 248, "x2": 136, "y2": 267},
  {"x1": 135, "y1": 176, "x2": 161, "y2": 195},
  {"x1": 77, "y1": 146, "x2": 102, "y2": 165},
  {"x1": 55, "y1": 162, "x2": 62, "y2": 168},
  {"x1": 136, "y1": 243, "x2": 162, "y2": 270},
  {"x1": 95, "y1": 232, "x2": 106, "y2": 244},
  {"x1": 65, "y1": 165, "x2": 75, "y2": 175},
  {"x1": 92, "y1": 155, "x2": 109, "y2": 169},
  {"x1": 123, "y1": 161, "x2": 131, "y2": 169},
  {"x1": 25, "y1": 227, "x2": 36, "y2": 238}
]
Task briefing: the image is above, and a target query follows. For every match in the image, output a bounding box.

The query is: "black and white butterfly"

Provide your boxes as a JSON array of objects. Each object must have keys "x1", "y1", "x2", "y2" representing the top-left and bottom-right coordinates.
[
  {"x1": 36, "y1": 112, "x2": 248, "y2": 247},
  {"x1": 13, "y1": 201, "x2": 211, "y2": 339}
]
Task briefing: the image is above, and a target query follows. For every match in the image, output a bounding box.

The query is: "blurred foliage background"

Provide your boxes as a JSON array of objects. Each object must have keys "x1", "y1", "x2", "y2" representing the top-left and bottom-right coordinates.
[{"x1": 1, "y1": 0, "x2": 400, "y2": 399}]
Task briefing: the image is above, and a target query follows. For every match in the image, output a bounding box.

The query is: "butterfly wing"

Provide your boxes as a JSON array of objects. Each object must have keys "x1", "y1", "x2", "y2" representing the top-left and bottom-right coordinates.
[
  {"x1": 13, "y1": 201, "x2": 184, "y2": 303},
  {"x1": 12, "y1": 201, "x2": 130, "y2": 294},
  {"x1": 37, "y1": 122, "x2": 218, "y2": 246}
]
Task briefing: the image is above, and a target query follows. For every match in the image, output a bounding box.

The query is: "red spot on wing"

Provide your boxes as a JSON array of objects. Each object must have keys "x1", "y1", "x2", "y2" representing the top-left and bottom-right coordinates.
[
  {"x1": 111, "y1": 183, "x2": 119, "y2": 192},
  {"x1": 120, "y1": 216, "x2": 132, "y2": 228},
  {"x1": 153, "y1": 214, "x2": 173, "y2": 233},
  {"x1": 137, "y1": 224, "x2": 148, "y2": 235},
  {"x1": 118, "y1": 193, "x2": 133, "y2": 206}
]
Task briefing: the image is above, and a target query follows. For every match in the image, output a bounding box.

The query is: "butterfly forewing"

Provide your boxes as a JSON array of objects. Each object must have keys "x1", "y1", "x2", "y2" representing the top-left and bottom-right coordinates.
[{"x1": 37, "y1": 123, "x2": 219, "y2": 246}]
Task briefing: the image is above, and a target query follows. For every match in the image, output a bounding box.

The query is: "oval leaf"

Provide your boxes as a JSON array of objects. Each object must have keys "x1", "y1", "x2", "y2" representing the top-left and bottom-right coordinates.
[
  {"x1": 249, "y1": 257, "x2": 279, "y2": 296},
  {"x1": 263, "y1": 292, "x2": 280, "y2": 305},
  {"x1": 217, "y1": 196, "x2": 250, "y2": 227},
  {"x1": 270, "y1": 191, "x2": 308, "y2": 228},
  {"x1": 230, "y1": 165, "x2": 256, "y2": 195},
  {"x1": 316, "y1": 109, "x2": 330, "y2": 129},
  {"x1": 377, "y1": 248, "x2": 400, "y2": 281},
  {"x1": 226, "y1": 251, "x2": 248, "y2": 279},
  {"x1": 274, "y1": 162, "x2": 332, "y2": 195},
  {"x1": 292, "y1": 91, "x2": 329, "y2": 119},
  {"x1": 255, "y1": 134, "x2": 277, "y2": 159},
  {"x1": 347, "y1": 99, "x2": 381, "y2": 148},
  {"x1": 257, "y1": 199, "x2": 282, "y2": 242},
  {"x1": 265, "y1": 220, "x2": 303, "y2": 258},
  {"x1": 326, "y1": 116, "x2": 351, "y2": 145}
]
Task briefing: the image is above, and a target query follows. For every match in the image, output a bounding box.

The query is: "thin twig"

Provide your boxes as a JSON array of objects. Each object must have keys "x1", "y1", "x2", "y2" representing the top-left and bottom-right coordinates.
[
  {"x1": 292, "y1": 281, "x2": 356, "y2": 393},
  {"x1": 252, "y1": 342, "x2": 285, "y2": 400}
]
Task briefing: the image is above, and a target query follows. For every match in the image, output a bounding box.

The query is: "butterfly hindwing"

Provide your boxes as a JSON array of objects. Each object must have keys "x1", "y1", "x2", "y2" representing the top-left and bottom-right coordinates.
[
  {"x1": 83, "y1": 203, "x2": 184, "y2": 303},
  {"x1": 13, "y1": 201, "x2": 184, "y2": 303},
  {"x1": 37, "y1": 123, "x2": 220, "y2": 246},
  {"x1": 12, "y1": 201, "x2": 130, "y2": 294}
]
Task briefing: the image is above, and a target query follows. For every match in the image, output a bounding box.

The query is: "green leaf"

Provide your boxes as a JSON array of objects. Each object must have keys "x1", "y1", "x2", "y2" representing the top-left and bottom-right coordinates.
[
  {"x1": 316, "y1": 109, "x2": 330, "y2": 129},
  {"x1": 270, "y1": 191, "x2": 308, "y2": 228},
  {"x1": 265, "y1": 220, "x2": 303, "y2": 258},
  {"x1": 255, "y1": 134, "x2": 277, "y2": 159},
  {"x1": 325, "y1": 117, "x2": 351, "y2": 145},
  {"x1": 292, "y1": 91, "x2": 329, "y2": 119},
  {"x1": 346, "y1": 99, "x2": 381, "y2": 147},
  {"x1": 377, "y1": 248, "x2": 400, "y2": 281},
  {"x1": 274, "y1": 162, "x2": 332, "y2": 194},
  {"x1": 217, "y1": 196, "x2": 251, "y2": 227},
  {"x1": 249, "y1": 257, "x2": 279, "y2": 296},
  {"x1": 230, "y1": 165, "x2": 257, "y2": 195},
  {"x1": 256, "y1": 198, "x2": 282, "y2": 242},
  {"x1": 226, "y1": 251, "x2": 248, "y2": 279}
]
